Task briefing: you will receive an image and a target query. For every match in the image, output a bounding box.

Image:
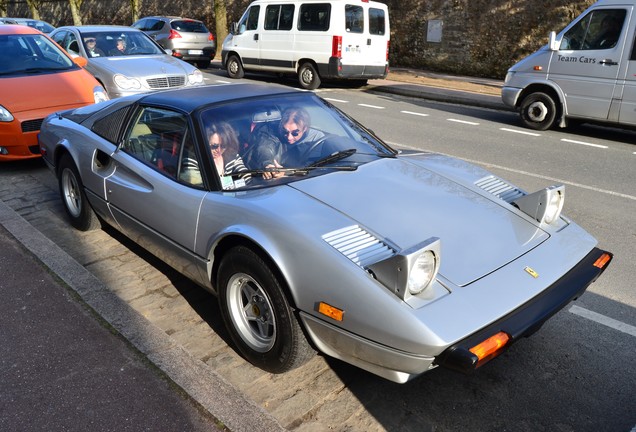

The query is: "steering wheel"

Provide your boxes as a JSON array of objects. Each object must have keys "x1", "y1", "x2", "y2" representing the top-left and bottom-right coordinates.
[
  {"x1": 127, "y1": 46, "x2": 143, "y2": 54},
  {"x1": 300, "y1": 136, "x2": 329, "y2": 162}
]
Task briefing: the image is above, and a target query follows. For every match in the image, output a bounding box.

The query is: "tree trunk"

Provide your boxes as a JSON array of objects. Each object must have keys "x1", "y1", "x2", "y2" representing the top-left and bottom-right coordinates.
[
  {"x1": 26, "y1": 0, "x2": 40, "y2": 20},
  {"x1": 130, "y1": 0, "x2": 139, "y2": 23},
  {"x1": 213, "y1": 0, "x2": 228, "y2": 59},
  {"x1": 69, "y1": 0, "x2": 83, "y2": 26}
]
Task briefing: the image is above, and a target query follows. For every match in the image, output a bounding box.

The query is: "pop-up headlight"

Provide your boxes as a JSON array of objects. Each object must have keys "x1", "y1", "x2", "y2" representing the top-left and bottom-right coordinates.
[
  {"x1": 368, "y1": 237, "x2": 446, "y2": 307},
  {"x1": 512, "y1": 185, "x2": 564, "y2": 226}
]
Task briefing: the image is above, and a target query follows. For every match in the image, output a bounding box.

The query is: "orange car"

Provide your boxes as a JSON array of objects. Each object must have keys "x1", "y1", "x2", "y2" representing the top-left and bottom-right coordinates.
[{"x1": 0, "y1": 25, "x2": 108, "y2": 161}]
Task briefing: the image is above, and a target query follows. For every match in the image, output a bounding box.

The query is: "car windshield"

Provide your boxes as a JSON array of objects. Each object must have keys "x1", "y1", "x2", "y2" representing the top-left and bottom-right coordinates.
[
  {"x1": 81, "y1": 31, "x2": 164, "y2": 57},
  {"x1": 198, "y1": 93, "x2": 396, "y2": 189},
  {"x1": 0, "y1": 34, "x2": 74, "y2": 76}
]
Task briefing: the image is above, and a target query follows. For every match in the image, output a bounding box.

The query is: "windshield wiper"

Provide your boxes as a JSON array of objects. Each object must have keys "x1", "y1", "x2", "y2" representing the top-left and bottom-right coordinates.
[
  {"x1": 232, "y1": 164, "x2": 357, "y2": 178},
  {"x1": 309, "y1": 148, "x2": 357, "y2": 168}
]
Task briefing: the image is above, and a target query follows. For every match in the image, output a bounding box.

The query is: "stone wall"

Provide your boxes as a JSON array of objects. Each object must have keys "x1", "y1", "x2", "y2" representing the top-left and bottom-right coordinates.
[{"x1": 5, "y1": 0, "x2": 596, "y2": 78}]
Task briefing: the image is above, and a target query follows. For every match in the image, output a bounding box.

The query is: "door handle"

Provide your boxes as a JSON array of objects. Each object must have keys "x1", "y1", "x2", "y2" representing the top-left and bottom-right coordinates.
[
  {"x1": 599, "y1": 59, "x2": 618, "y2": 66},
  {"x1": 254, "y1": 33, "x2": 259, "y2": 41}
]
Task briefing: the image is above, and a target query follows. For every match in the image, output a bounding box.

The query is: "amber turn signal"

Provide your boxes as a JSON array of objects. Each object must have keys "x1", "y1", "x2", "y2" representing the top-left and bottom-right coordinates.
[
  {"x1": 469, "y1": 331, "x2": 511, "y2": 367},
  {"x1": 593, "y1": 253, "x2": 611, "y2": 269},
  {"x1": 318, "y1": 302, "x2": 344, "y2": 321}
]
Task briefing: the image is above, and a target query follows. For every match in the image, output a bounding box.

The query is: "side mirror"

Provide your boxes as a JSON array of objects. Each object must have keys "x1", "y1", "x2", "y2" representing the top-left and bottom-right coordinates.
[
  {"x1": 548, "y1": 31, "x2": 559, "y2": 51},
  {"x1": 231, "y1": 22, "x2": 239, "y2": 35},
  {"x1": 73, "y1": 56, "x2": 88, "y2": 67}
]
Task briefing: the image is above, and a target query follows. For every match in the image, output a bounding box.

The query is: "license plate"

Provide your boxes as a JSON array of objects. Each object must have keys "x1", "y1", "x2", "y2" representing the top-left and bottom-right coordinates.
[{"x1": 188, "y1": 50, "x2": 203, "y2": 55}]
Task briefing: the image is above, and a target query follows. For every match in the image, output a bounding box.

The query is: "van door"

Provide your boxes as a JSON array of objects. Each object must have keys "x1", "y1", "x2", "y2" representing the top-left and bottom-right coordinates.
[
  {"x1": 341, "y1": 3, "x2": 369, "y2": 72},
  {"x1": 229, "y1": 5, "x2": 261, "y2": 69},
  {"x1": 365, "y1": 5, "x2": 389, "y2": 72},
  {"x1": 259, "y1": 3, "x2": 296, "y2": 71},
  {"x1": 550, "y1": 7, "x2": 631, "y2": 120},
  {"x1": 619, "y1": 25, "x2": 636, "y2": 125}
]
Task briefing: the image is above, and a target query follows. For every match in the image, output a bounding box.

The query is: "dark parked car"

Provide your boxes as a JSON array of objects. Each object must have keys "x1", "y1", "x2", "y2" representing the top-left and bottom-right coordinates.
[
  {"x1": 132, "y1": 16, "x2": 215, "y2": 68},
  {"x1": 0, "y1": 17, "x2": 55, "y2": 34}
]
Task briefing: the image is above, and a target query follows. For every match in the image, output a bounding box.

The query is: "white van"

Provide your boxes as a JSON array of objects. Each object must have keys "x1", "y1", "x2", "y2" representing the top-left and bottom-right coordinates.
[
  {"x1": 221, "y1": 0, "x2": 390, "y2": 89},
  {"x1": 502, "y1": 0, "x2": 636, "y2": 130}
]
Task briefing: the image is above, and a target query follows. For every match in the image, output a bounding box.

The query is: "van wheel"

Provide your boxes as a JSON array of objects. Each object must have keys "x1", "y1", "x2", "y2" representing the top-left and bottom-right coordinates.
[
  {"x1": 226, "y1": 54, "x2": 244, "y2": 79},
  {"x1": 298, "y1": 62, "x2": 321, "y2": 90},
  {"x1": 520, "y1": 92, "x2": 557, "y2": 131}
]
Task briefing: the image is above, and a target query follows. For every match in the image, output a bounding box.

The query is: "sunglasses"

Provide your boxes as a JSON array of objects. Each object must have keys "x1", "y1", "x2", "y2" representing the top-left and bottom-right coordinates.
[
  {"x1": 282, "y1": 129, "x2": 301, "y2": 137},
  {"x1": 85, "y1": 38, "x2": 96, "y2": 43},
  {"x1": 210, "y1": 144, "x2": 223, "y2": 150}
]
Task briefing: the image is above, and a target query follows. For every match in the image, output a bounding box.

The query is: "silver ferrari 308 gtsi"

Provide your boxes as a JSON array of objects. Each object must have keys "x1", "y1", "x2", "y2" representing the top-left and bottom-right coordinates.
[{"x1": 38, "y1": 83, "x2": 612, "y2": 383}]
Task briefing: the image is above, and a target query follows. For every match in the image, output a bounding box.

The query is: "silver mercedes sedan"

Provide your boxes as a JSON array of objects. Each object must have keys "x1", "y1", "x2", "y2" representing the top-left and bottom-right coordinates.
[
  {"x1": 38, "y1": 84, "x2": 612, "y2": 383},
  {"x1": 49, "y1": 25, "x2": 204, "y2": 98}
]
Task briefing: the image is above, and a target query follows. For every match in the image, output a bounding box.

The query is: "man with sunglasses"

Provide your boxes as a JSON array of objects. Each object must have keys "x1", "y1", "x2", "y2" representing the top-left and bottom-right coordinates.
[{"x1": 83, "y1": 36, "x2": 105, "y2": 57}]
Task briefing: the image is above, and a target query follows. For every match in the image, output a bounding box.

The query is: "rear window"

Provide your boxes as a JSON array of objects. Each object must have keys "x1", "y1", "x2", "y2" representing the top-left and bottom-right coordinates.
[
  {"x1": 171, "y1": 20, "x2": 209, "y2": 33},
  {"x1": 369, "y1": 8, "x2": 385, "y2": 35},
  {"x1": 298, "y1": 4, "x2": 331, "y2": 31},
  {"x1": 345, "y1": 5, "x2": 363, "y2": 33}
]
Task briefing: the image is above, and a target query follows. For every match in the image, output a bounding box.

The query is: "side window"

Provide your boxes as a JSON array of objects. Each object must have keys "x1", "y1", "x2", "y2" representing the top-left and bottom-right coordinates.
[
  {"x1": 368, "y1": 8, "x2": 385, "y2": 35},
  {"x1": 66, "y1": 33, "x2": 80, "y2": 56},
  {"x1": 298, "y1": 4, "x2": 331, "y2": 31},
  {"x1": 132, "y1": 18, "x2": 146, "y2": 30},
  {"x1": 345, "y1": 5, "x2": 364, "y2": 33},
  {"x1": 561, "y1": 9, "x2": 626, "y2": 50},
  {"x1": 239, "y1": 6, "x2": 260, "y2": 33},
  {"x1": 265, "y1": 5, "x2": 295, "y2": 31},
  {"x1": 122, "y1": 107, "x2": 203, "y2": 186},
  {"x1": 51, "y1": 30, "x2": 67, "y2": 46}
]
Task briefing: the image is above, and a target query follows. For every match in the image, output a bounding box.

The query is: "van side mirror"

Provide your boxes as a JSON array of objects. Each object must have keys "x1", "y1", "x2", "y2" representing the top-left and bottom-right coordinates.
[
  {"x1": 548, "y1": 31, "x2": 559, "y2": 51},
  {"x1": 231, "y1": 22, "x2": 239, "y2": 35}
]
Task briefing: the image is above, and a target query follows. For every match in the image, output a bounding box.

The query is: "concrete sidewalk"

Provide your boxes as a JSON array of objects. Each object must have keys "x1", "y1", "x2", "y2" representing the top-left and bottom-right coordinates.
[{"x1": 0, "y1": 67, "x2": 509, "y2": 431}]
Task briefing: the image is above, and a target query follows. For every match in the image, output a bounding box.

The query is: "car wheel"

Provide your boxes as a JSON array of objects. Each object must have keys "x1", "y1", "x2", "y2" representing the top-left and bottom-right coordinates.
[
  {"x1": 196, "y1": 60, "x2": 211, "y2": 69},
  {"x1": 217, "y1": 246, "x2": 314, "y2": 373},
  {"x1": 520, "y1": 92, "x2": 557, "y2": 131},
  {"x1": 226, "y1": 54, "x2": 244, "y2": 79},
  {"x1": 58, "y1": 154, "x2": 101, "y2": 231},
  {"x1": 298, "y1": 62, "x2": 321, "y2": 90}
]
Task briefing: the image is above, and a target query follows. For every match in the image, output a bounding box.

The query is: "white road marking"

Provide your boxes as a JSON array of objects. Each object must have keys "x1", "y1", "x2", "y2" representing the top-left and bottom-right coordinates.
[
  {"x1": 401, "y1": 110, "x2": 430, "y2": 117},
  {"x1": 389, "y1": 141, "x2": 636, "y2": 201},
  {"x1": 500, "y1": 127, "x2": 541, "y2": 137},
  {"x1": 215, "y1": 79, "x2": 231, "y2": 84},
  {"x1": 569, "y1": 305, "x2": 636, "y2": 337},
  {"x1": 447, "y1": 118, "x2": 479, "y2": 125},
  {"x1": 561, "y1": 138, "x2": 608, "y2": 149},
  {"x1": 358, "y1": 103, "x2": 385, "y2": 109},
  {"x1": 324, "y1": 98, "x2": 349, "y2": 103}
]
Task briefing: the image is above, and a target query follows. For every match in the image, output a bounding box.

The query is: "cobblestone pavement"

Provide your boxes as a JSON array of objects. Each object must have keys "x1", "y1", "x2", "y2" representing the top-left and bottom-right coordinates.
[{"x1": 2, "y1": 163, "x2": 441, "y2": 432}]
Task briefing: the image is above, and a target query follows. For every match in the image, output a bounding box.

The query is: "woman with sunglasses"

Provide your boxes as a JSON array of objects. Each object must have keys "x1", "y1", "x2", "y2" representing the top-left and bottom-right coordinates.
[
  {"x1": 207, "y1": 122, "x2": 251, "y2": 189},
  {"x1": 83, "y1": 36, "x2": 105, "y2": 58}
]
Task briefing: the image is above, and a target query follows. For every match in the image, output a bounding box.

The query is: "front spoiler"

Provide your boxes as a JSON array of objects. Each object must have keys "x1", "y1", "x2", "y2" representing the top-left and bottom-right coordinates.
[{"x1": 435, "y1": 247, "x2": 613, "y2": 373}]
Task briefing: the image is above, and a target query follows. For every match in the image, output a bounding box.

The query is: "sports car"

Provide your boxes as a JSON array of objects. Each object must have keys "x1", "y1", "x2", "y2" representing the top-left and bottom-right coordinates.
[{"x1": 38, "y1": 83, "x2": 612, "y2": 383}]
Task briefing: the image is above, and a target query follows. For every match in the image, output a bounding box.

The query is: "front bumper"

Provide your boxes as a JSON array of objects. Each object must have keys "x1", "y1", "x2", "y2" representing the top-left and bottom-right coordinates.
[
  {"x1": 501, "y1": 86, "x2": 523, "y2": 108},
  {"x1": 435, "y1": 247, "x2": 612, "y2": 373},
  {"x1": 0, "y1": 121, "x2": 42, "y2": 161}
]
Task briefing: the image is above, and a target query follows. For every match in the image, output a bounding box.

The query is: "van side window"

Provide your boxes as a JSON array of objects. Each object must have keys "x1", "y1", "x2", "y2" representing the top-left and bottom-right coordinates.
[
  {"x1": 298, "y1": 4, "x2": 331, "y2": 31},
  {"x1": 345, "y1": 5, "x2": 364, "y2": 33},
  {"x1": 265, "y1": 4, "x2": 295, "y2": 31},
  {"x1": 560, "y1": 9, "x2": 626, "y2": 51},
  {"x1": 239, "y1": 6, "x2": 260, "y2": 33},
  {"x1": 369, "y1": 8, "x2": 385, "y2": 35}
]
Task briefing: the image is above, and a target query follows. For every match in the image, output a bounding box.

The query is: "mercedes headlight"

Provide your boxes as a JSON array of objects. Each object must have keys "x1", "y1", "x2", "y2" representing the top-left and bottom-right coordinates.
[
  {"x1": 188, "y1": 69, "x2": 204, "y2": 85},
  {"x1": 113, "y1": 74, "x2": 142, "y2": 90}
]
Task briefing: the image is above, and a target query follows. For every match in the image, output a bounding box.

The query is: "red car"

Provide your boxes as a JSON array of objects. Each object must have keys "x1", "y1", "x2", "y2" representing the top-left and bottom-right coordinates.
[{"x1": 0, "y1": 25, "x2": 108, "y2": 161}]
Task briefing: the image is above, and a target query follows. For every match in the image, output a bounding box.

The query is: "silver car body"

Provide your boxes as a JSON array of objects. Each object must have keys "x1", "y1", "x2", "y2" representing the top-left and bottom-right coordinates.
[
  {"x1": 132, "y1": 16, "x2": 216, "y2": 68},
  {"x1": 49, "y1": 25, "x2": 204, "y2": 98},
  {"x1": 38, "y1": 84, "x2": 612, "y2": 383}
]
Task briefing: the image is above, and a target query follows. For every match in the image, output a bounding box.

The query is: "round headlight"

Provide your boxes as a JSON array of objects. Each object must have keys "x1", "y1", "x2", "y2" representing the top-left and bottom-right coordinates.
[{"x1": 407, "y1": 251, "x2": 437, "y2": 295}]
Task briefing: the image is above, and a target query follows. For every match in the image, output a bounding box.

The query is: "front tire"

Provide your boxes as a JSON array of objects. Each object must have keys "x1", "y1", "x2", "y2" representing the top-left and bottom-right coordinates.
[
  {"x1": 217, "y1": 246, "x2": 314, "y2": 373},
  {"x1": 298, "y1": 62, "x2": 321, "y2": 90},
  {"x1": 58, "y1": 154, "x2": 101, "y2": 231},
  {"x1": 226, "y1": 54, "x2": 244, "y2": 79},
  {"x1": 520, "y1": 92, "x2": 557, "y2": 131}
]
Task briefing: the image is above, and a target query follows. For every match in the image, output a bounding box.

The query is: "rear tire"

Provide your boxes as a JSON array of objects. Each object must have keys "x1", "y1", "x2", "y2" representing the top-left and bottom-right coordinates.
[
  {"x1": 217, "y1": 246, "x2": 314, "y2": 373},
  {"x1": 58, "y1": 154, "x2": 101, "y2": 231},
  {"x1": 226, "y1": 54, "x2": 244, "y2": 79},
  {"x1": 520, "y1": 92, "x2": 557, "y2": 131},
  {"x1": 298, "y1": 62, "x2": 321, "y2": 90}
]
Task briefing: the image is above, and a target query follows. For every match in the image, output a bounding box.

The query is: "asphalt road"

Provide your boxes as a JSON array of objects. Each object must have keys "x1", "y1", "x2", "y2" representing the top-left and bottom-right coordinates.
[{"x1": 2, "y1": 71, "x2": 634, "y2": 431}]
